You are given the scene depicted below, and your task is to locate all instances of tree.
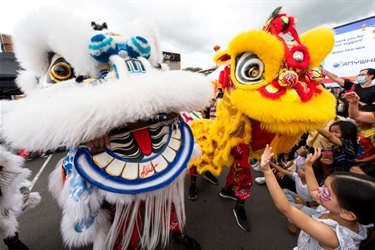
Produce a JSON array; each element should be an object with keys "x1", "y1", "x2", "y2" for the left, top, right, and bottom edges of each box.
[{"x1": 183, "y1": 67, "x2": 202, "y2": 72}]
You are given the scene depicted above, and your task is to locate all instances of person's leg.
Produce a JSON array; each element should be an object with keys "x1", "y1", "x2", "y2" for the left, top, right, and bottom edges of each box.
[
  {"x1": 277, "y1": 177, "x2": 296, "y2": 192},
  {"x1": 282, "y1": 189, "x2": 299, "y2": 235},
  {"x1": 233, "y1": 198, "x2": 251, "y2": 231},
  {"x1": 187, "y1": 166, "x2": 198, "y2": 200},
  {"x1": 300, "y1": 206, "x2": 319, "y2": 217},
  {"x1": 170, "y1": 203, "x2": 201, "y2": 250},
  {"x1": 203, "y1": 171, "x2": 219, "y2": 185},
  {"x1": 231, "y1": 144, "x2": 252, "y2": 232},
  {"x1": 3, "y1": 232, "x2": 29, "y2": 250},
  {"x1": 250, "y1": 158, "x2": 261, "y2": 171},
  {"x1": 219, "y1": 167, "x2": 236, "y2": 200},
  {"x1": 282, "y1": 189, "x2": 298, "y2": 206},
  {"x1": 171, "y1": 232, "x2": 201, "y2": 250},
  {"x1": 282, "y1": 189, "x2": 317, "y2": 216}
]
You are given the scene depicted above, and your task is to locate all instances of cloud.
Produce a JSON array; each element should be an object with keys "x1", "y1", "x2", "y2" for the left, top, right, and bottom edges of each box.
[{"x1": 1, "y1": 0, "x2": 374, "y2": 69}]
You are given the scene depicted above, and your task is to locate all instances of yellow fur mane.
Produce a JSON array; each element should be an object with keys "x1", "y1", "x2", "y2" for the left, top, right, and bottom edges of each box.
[{"x1": 189, "y1": 24, "x2": 336, "y2": 175}]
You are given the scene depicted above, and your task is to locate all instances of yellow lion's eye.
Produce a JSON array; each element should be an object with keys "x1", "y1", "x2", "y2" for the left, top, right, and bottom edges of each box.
[
  {"x1": 235, "y1": 52, "x2": 264, "y2": 85},
  {"x1": 247, "y1": 66, "x2": 260, "y2": 78},
  {"x1": 50, "y1": 62, "x2": 73, "y2": 81}
]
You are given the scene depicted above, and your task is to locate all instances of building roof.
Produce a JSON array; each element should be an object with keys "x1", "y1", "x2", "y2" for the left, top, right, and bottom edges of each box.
[{"x1": 0, "y1": 52, "x2": 22, "y2": 96}]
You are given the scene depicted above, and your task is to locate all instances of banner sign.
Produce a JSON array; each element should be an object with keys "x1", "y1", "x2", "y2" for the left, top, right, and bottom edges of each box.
[{"x1": 323, "y1": 16, "x2": 375, "y2": 85}]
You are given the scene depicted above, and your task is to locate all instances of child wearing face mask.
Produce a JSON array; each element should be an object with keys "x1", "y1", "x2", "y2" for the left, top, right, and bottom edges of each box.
[
  {"x1": 260, "y1": 145, "x2": 375, "y2": 249},
  {"x1": 336, "y1": 97, "x2": 349, "y2": 118}
]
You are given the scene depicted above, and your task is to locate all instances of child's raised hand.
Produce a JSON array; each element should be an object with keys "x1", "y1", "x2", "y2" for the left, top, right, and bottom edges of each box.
[
  {"x1": 343, "y1": 91, "x2": 360, "y2": 104},
  {"x1": 260, "y1": 144, "x2": 274, "y2": 173},
  {"x1": 305, "y1": 147, "x2": 321, "y2": 167}
]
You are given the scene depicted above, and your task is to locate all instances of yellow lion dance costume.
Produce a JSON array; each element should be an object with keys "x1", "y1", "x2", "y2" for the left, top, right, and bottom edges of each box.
[{"x1": 188, "y1": 7, "x2": 336, "y2": 231}]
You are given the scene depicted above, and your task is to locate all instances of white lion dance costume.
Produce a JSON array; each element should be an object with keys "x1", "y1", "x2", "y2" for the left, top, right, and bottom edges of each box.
[
  {"x1": 0, "y1": 146, "x2": 41, "y2": 250},
  {"x1": 1, "y1": 5, "x2": 212, "y2": 250}
]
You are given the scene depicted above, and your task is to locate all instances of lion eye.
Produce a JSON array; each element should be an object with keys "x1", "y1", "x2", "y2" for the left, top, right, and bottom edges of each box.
[
  {"x1": 50, "y1": 62, "x2": 73, "y2": 82},
  {"x1": 247, "y1": 66, "x2": 260, "y2": 78},
  {"x1": 235, "y1": 52, "x2": 264, "y2": 85}
]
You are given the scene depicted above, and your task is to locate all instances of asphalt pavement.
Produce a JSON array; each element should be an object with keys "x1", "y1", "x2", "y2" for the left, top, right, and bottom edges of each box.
[{"x1": 1, "y1": 152, "x2": 297, "y2": 250}]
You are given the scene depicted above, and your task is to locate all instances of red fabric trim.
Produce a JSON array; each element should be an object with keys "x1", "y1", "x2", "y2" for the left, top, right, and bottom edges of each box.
[
  {"x1": 259, "y1": 80, "x2": 286, "y2": 100},
  {"x1": 293, "y1": 81, "x2": 317, "y2": 102},
  {"x1": 285, "y1": 44, "x2": 310, "y2": 69},
  {"x1": 251, "y1": 121, "x2": 275, "y2": 151},
  {"x1": 219, "y1": 66, "x2": 233, "y2": 90}
]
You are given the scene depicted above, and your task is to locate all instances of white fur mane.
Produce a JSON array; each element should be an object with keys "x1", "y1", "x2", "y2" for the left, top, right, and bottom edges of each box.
[{"x1": 2, "y1": 70, "x2": 213, "y2": 151}]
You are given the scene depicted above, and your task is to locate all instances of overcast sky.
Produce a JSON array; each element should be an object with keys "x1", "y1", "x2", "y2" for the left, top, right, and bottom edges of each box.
[{"x1": 0, "y1": 0, "x2": 374, "y2": 69}]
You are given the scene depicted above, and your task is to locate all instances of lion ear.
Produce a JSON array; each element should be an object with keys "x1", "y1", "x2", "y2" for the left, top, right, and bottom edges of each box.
[
  {"x1": 300, "y1": 27, "x2": 335, "y2": 69},
  {"x1": 213, "y1": 50, "x2": 231, "y2": 65}
]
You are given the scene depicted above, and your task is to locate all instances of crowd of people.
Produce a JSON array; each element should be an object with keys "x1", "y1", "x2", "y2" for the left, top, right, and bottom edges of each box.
[
  {"x1": 186, "y1": 67, "x2": 375, "y2": 249},
  {"x1": 249, "y1": 67, "x2": 375, "y2": 249},
  {"x1": 2, "y1": 3, "x2": 373, "y2": 249},
  {"x1": 2, "y1": 60, "x2": 375, "y2": 250}
]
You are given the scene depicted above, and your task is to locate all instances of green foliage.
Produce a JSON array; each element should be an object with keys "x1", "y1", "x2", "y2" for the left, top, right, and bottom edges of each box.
[{"x1": 183, "y1": 67, "x2": 202, "y2": 72}]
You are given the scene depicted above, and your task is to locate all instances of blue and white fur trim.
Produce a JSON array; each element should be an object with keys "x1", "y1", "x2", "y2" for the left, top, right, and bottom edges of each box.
[
  {"x1": 89, "y1": 34, "x2": 117, "y2": 63},
  {"x1": 124, "y1": 36, "x2": 151, "y2": 59}
]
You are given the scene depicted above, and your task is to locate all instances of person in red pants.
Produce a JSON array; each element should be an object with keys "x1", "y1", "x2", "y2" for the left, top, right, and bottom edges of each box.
[{"x1": 219, "y1": 143, "x2": 252, "y2": 231}]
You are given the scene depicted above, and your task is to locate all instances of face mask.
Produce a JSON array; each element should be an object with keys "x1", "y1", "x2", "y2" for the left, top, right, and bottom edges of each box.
[
  {"x1": 357, "y1": 75, "x2": 366, "y2": 84},
  {"x1": 337, "y1": 104, "x2": 344, "y2": 112}
]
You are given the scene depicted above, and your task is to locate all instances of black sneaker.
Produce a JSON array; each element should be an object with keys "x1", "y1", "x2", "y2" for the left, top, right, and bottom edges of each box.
[
  {"x1": 233, "y1": 206, "x2": 251, "y2": 231},
  {"x1": 203, "y1": 171, "x2": 219, "y2": 185},
  {"x1": 219, "y1": 187, "x2": 237, "y2": 200},
  {"x1": 172, "y1": 232, "x2": 201, "y2": 250},
  {"x1": 188, "y1": 186, "x2": 197, "y2": 200},
  {"x1": 3, "y1": 233, "x2": 29, "y2": 250}
]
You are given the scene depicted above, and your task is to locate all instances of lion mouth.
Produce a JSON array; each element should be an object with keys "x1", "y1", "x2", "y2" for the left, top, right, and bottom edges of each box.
[
  {"x1": 74, "y1": 112, "x2": 194, "y2": 194},
  {"x1": 107, "y1": 112, "x2": 180, "y2": 162}
]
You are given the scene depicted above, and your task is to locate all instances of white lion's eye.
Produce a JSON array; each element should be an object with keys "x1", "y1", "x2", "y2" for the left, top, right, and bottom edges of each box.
[
  {"x1": 41, "y1": 53, "x2": 75, "y2": 87},
  {"x1": 235, "y1": 52, "x2": 264, "y2": 85},
  {"x1": 50, "y1": 62, "x2": 73, "y2": 81}
]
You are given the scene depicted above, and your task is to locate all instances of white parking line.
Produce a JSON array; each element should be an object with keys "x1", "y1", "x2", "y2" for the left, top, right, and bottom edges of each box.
[{"x1": 30, "y1": 154, "x2": 53, "y2": 190}]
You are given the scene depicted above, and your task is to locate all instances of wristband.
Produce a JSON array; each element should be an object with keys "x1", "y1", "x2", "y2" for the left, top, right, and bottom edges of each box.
[{"x1": 306, "y1": 202, "x2": 310, "y2": 207}]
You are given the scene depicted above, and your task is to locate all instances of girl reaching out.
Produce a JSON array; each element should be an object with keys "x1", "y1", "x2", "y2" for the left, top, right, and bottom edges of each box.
[
  {"x1": 318, "y1": 120, "x2": 358, "y2": 172},
  {"x1": 260, "y1": 145, "x2": 375, "y2": 249}
]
